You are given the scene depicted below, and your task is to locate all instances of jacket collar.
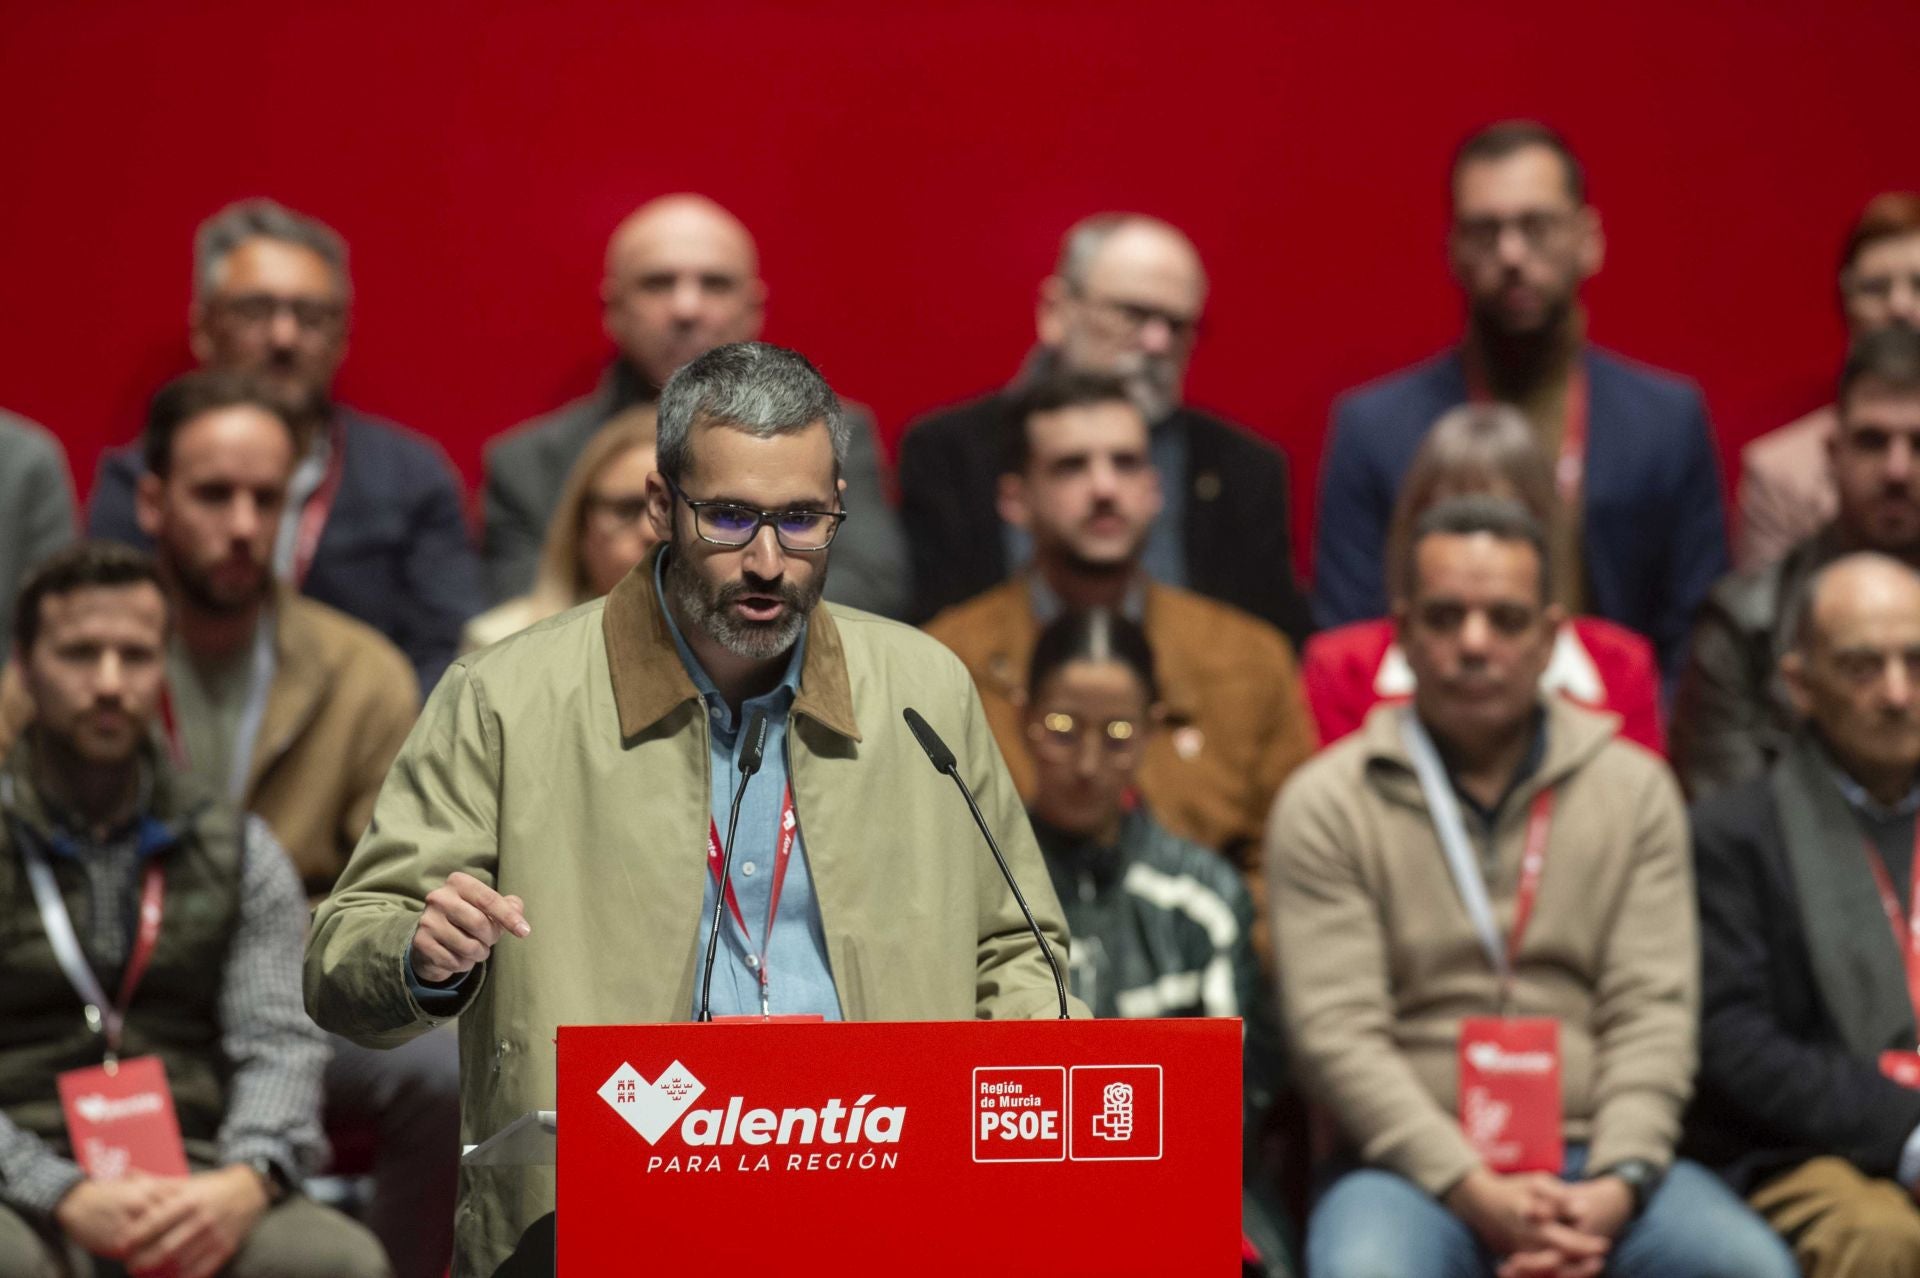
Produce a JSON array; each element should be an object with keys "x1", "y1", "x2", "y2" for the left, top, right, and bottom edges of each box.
[
  {"x1": 246, "y1": 585, "x2": 329, "y2": 796},
  {"x1": 1769, "y1": 731, "x2": 1917, "y2": 1056},
  {"x1": 1, "y1": 731, "x2": 205, "y2": 857},
  {"x1": 602, "y1": 545, "x2": 861, "y2": 743},
  {"x1": 1357, "y1": 692, "x2": 1616, "y2": 813}
]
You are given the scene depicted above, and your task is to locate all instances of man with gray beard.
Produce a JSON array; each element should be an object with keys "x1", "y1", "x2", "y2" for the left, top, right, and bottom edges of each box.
[
  {"x1": 304, "y1": 342, "x2": 1081, "y2": 1276},
  {"x1": 896, "y1": 213, "x2": 1312, "y2": 645}
]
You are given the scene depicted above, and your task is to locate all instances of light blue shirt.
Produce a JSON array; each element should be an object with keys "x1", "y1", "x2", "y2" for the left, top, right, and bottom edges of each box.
[
  {"x1": 656, "y1": 553, "x2": 843, "y2": 1021},
  {"x1": 406, "y1": 555, "x2": 843, "y2": 1020}
]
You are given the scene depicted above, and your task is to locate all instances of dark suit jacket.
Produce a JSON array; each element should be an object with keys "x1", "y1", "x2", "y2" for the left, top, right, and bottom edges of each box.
[
  {"x1": 88, "y1": 406, "x2": 483, "y2": 692},
  {"x1": 896, "y1": 391, "x2": 1313, "y2": 645},
  {"x1": 1684, "y1": 740, "x2": 1920, "y2": 1193},
  {"x1": 1311, "y1": 347, "x2": 1729, "y2": 684}
]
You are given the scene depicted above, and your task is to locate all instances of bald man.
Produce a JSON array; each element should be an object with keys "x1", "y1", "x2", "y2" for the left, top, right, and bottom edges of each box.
[
  {"x1": 1686, "y1": 552, "x2": 1920, "y2": 1277},
  {"x1": 482, "y1": 195, "x2": 908, "y2": 615},
  {"x1": 896, "y1": 213, "x2": 1312, "y2": 644}
]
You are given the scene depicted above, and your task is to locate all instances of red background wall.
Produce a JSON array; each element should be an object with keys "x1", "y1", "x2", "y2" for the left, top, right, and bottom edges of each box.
[{"x1": 3, "y1": 0, "x2": 1915, "y2": 574}]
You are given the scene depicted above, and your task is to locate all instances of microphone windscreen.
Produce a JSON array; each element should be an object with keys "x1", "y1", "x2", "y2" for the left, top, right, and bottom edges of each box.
[
  {"x1": 902, "y1": 708, "x2": 958, "y2": 774},
  {"x1": 740, "y1": 709, "x2": 770, "y2": 775}
]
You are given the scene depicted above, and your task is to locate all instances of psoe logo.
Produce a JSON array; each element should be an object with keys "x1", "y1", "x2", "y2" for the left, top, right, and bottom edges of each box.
[
  {"x1": 598, "y1": 1060, "x2": 906, "y2": 1148},
  {"x1": 1465, "y1": 1043, "x2": 1555, "y2": 1075}
]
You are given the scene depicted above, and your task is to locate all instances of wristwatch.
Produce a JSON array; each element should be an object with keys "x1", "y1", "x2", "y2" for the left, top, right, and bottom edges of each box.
[
  {"x1": 1589, "y1": 1158, "x2": 1663, "y2": 1216},
  {"x1": 245, "y1": 1156, "x2": 290, "y2": 1204}
]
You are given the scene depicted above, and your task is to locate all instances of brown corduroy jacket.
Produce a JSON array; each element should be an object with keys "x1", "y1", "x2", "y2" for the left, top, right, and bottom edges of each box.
[
  {"x1": 924, "y1": 574, "x2": 1317, "y2": 861},
  {"x1": 1267, "y1": 696, "x2": 1696, "y2": 1197}
]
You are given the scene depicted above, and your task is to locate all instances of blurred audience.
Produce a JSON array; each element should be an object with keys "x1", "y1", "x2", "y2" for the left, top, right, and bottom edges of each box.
[
  {"x1": 0, "y1": 542, "x2": 388, "y2": 1277},
  {"x1": 1740, "y1": 194, "x2": 1920, "y2": 568},
  {"x1": 1021, "y1": 608, "x2": 1292, "y2": 1277},
  {"x1": 1675, "y1": 328, "x2": 1920, "y2": 799},
  {"x1": 1313, "y1": 120, "x2": 1727, "y2": 684},
  {"x1": 898, "y1": 212, "x2": 1312, "y2": 644},
  {"x1": 924, "y1": 371, "x2": 1313, "y2": 958},
  {"x1": 482, "y1": 193, "x2": 908, "y2": 616},
  {"x1": 1305, "y1": 403, "x2": 1663, "y2": 751},
  {"x1": 12, "y1": 372, "x2": 453, "y2": 1278},
  {"x1": 88, "y1": 199, "x2": 483, "y2": 692},
  {"x1": 1270, "y1": 496, "x2": 1793, "y2": 1278},
  {"x1": 462, "y1": 405, "x2": 660, "y2": 652},
  {"x1": 1687, "y1": 553, "x2": 1920, "y2": 1277},
  {"x1": 0, "y1": 410, "x2": 76, "y2": 651}
]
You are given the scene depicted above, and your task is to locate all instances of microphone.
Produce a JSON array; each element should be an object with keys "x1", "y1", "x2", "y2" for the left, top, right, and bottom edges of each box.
[
  {"x1": 699, "y1": 709, "x2": 770, "y2": 1022},
  {"x1": 902, "y1": 708, "x2": 1070, "y2": 1019}
]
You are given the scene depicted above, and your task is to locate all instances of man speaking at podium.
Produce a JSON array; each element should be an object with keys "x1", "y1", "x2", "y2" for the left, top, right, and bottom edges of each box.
[{"x1": 303, "y1": 342, "x2": 1080, "y2": 1275}]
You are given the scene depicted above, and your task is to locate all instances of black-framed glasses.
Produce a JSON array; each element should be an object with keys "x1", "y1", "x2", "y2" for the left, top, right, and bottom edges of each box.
[
  {"x1": 664, "y1": 476, "x2": 846, "y2": 552},
  {"x1": 213, "y1": 293, "x2": 346, "y2": 332},
  {"x1": 1451, "y1": 209, "x2": 1577, "y2": 256},
  {"x1": 1070, "y1": 288, "x2": 1201, "y2": 345}
]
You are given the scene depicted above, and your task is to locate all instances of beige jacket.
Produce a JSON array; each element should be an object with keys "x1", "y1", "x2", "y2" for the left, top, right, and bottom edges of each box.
[
  {"x1": 1267, "y1": 697, "x2": 1696, "y2": 1196},
  {"x1": 304, "y1": 557, "x2": 1079, "y2": 1276},
  {"x1": 1737, "y1": 404, "x2": 1836, "y2": 571}
]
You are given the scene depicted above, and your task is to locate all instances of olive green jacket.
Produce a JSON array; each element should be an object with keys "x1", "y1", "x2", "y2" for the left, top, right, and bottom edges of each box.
[{"x1": 304, "y1": 554, "x2": 1080, "y2": 1275}]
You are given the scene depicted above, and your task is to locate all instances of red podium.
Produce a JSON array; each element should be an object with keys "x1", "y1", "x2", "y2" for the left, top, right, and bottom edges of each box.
[{"x1": 556, "y1": 1017, "x2": 1242, "y2": 1274}]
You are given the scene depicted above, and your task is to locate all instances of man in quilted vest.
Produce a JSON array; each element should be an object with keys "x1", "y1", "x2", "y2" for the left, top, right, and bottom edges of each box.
[{"x1": 0, "y1": 541, "x2": 386, "y2": 1277}]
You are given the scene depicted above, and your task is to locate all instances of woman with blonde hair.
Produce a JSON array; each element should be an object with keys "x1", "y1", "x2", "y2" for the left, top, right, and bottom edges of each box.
[
  {"x1": 1302, "y1": 403, "x2": 1665, "y2": 751},
  {"x1": 461, "y1": 406, "x2": 660, "y2": 651}
]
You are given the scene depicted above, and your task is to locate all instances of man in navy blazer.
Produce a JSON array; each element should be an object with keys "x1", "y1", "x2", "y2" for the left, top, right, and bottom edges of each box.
[
  {"x1": 88, "y1": 200, "x2": 482, "y2": 692},
  {"x1": 1312, "y1": 122, "x2": 1727, "y2": 684}
]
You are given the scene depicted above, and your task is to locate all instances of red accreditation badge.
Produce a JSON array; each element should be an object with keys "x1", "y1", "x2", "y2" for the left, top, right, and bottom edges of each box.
[
  {"x1": 57, "y1": 1055, "x2": 190, "y2": 1179},
  {"x1": 1458, "y1": 1017, "x2": 1562, "y2": 1174},
  {"x1": 1881, "y1": 1051, "x2": 1920, "y2": 1088}
]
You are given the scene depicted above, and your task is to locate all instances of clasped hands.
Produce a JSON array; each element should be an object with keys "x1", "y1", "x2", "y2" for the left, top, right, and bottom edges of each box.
[
  {"x1": 55, "y1": 1164, "x2": 270, "y2": 1278},
  {"x1": 1446, "y1": 1166, "x2": 1636, "y2": 1278}
]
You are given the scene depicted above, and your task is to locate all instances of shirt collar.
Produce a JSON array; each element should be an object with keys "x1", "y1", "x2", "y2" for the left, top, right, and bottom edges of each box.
[
  {"x1": 1447, "y1": 706, "x2": 1549, "y2": 826},
  {"x1": 1028, "y1": 571, "x2": 1148, "y2": 626},
  {"x1": 652, "y1": 548, "x2": 807, "y2": 720},
  {"x1": 1819, "y1": 737, "x2": 1920, "y2": 822}
]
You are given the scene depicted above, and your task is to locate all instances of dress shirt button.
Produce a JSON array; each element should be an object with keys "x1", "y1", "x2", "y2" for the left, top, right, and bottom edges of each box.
[
  {"x1": 741, "y1": 861, "x2": 756, "y2": 877},
  {"x1": 744, "y1": 954, "x2": 760, "y2": 970}
]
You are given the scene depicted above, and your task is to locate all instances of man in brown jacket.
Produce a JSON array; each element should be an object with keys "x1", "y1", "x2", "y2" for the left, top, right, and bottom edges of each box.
[
  {"x1": 111, "y1": 370, "x2": 446, "y2": 1278},
  {"x1": 925, "y1": 370, "x2": 1314, "y2": 886},
  {"x1": 1269, "y1": 495, "x2": 1794, "y2": 1278}
]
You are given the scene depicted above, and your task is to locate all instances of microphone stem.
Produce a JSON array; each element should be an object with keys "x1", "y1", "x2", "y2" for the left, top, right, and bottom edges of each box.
[
  {"x1": 698, "y1": 772, "x2": 755, "y2": 1022},
  {"x1": 945, "y1": 772, "x2": 1071, "y2": 1020}
]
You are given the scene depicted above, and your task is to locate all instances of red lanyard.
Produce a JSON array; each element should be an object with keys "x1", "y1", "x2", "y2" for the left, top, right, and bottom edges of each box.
[
  {"x1": 706, "y1": 785, "x2": 798, "y2": 1014},
  {"x1": 1860, "y1": 830, "x2": 1920, "y2": 1042},
  {"x1": 290, "y1": 420, "x2": 347, "y2": 588},
  {"x1": 1505, "y1": 790, "x2": 1558, "y2": 985},
  {"x1": 1467, "y1": 362, "x2": 1589, "y2": 507}
]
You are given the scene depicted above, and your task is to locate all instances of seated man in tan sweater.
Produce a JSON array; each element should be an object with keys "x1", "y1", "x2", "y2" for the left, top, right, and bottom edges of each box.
[{"x1": 1268, "y1": 495, "x2": 1793, "y2": 1278}]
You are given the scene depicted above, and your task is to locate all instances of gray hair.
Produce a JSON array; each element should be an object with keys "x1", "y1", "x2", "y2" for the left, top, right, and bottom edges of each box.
[
  {"x1": 1786, "y1": 552, "x2": 1920, "y2": 656},
  {"x1": 193, "y1": 198, "x2": 350, "y2": 301},
  {"x1": 655, "y1": 342, "x2": 847, "y2": 484},
  {"x1": 1053, "y1": 212, "x2": 1209, "y2": 296},
  {"x1": 1403, "y1": 494, "x2": 1553, "y2": 605}
]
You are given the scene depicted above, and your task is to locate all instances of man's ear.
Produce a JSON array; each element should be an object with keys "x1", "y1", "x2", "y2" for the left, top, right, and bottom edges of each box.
[
  {"x1": 997, "y1": 472, "x2": 1031, "y2": 531},
  {"x1": 1577, "y1": 205, "x2": 1605, "y2": 281},
  {"x1": 1035, "y1": 275, "x2": 1070, "y2": 349},
  {"x1": 187, "y1": 303, "x2": 213, "y2": 364},
  {"x1": 134, "y1": 473, "x2": 166, "y2": 541},
  {"x1": 1780, "y1": 649, "x2": 1815, "y2": 721},
  {"x1": 645, "y1": 471, "x2": 674, "y2": 545}
]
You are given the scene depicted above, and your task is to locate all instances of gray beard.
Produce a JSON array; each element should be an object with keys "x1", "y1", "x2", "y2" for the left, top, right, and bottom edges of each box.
[{"x1": 664, "y1": 538, "x2": 822, "y2": 662}]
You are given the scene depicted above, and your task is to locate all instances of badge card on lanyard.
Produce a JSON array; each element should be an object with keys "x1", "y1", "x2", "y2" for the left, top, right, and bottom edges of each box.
[
  {"x1": 12, "y1": 813, "x2": 191, "y2": 1177},
  {"x1": 1861, "y1": 829, "x2": 1920, "y2": 1085},
  {"x1": 1401, "y1": 710, "x2": 1564, "y2": 1174}
]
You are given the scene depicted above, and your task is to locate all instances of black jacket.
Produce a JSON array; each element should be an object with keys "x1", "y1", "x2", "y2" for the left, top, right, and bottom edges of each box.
[
  {"x1": 1684, "y1": 746, "x2": 1920, "y2": 1193},
  {"x1": 896, "y1": 391, "x2": 1312, "y2": 645}
]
